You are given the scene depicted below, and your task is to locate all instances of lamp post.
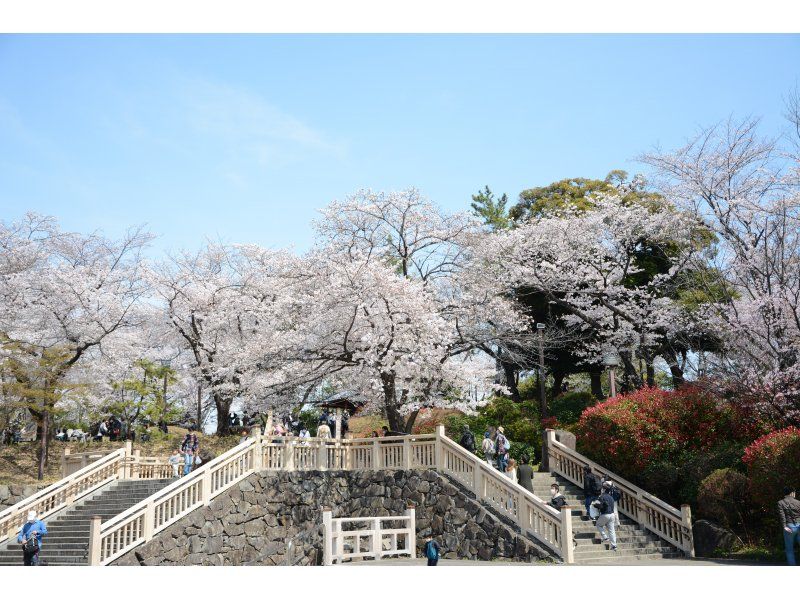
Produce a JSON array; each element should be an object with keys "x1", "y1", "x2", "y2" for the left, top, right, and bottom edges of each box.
[
  {"x1": 602, "y1": 352, "x2": 620, "y2": 398},
  {"x1": 537, "y1": 323, "x2": 549, "y2": 472}
]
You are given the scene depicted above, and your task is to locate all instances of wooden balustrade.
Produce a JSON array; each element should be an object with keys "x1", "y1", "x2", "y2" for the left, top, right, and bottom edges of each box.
[
  {"x1": 546, "y1": 429, "x2": 694, "y2": 557},
  {"x1": 0, "y1": 446, "x2": 129, "y2": 542}
]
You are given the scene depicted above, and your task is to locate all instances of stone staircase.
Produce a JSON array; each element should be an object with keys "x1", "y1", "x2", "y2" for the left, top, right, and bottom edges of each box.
[
  {"x1": 531, "y1": 472, "x2": 684, "y2": 564},
  {"x1": 0, "y1": 478, "x2": 172, "y2": 566}
]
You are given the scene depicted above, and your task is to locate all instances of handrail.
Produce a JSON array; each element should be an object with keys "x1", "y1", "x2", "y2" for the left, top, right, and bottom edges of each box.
[
  {"x1": 0, "y1": 446, "x2": 127, "y2": 542},
  {"x1": 546, "y1": 430, "x2": 694, "y2": 556},
  {"x1": 437, "y1": 433, "x2": 569, "y2": 561}
]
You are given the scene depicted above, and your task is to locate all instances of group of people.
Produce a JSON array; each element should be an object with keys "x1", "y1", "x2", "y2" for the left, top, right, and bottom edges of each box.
[
  {"x1": 458, "y1": 424, "x2": 512, "y2": 471},
  {"x1": 167, "y1": 433, "x2": 202, "y2": 477},
  {"x1": 315, "y1": 410, "x2": 350, "y2": 439}
]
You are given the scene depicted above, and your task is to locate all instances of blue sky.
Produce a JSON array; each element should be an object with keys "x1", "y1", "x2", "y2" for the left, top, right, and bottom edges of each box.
[{"x1": 1, "y1": 34, "x2": 798, "y2": 255}]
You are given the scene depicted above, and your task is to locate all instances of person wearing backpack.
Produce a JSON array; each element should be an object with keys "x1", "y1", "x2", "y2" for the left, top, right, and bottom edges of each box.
[
  {"x1": 593, "y1": 482, "x2": 618, "y2": 551},
  {"x1": 17, "y1": 510, "x2": 47, "y2": 566},
  {"x1": 459, "y1": 425, "x2": 476, "y2": 453},
  {"x1": 423, "y1": 534, "x2": 441, "y2": 566},
  {"x1": 549, "y1": 483, "x2": 568, "y2": 510},
  {"x1": 582, "y1": 465, "x2": 602, "y2": 522},
  {"x1": 481, "y1": 432, "x2": 495, "y2": 466},
  {"x1": 495, "y1": 427, "x2": 510, "y2": 472}
]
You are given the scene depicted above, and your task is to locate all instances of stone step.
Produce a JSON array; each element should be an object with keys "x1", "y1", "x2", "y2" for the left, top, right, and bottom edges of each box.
[
  {"x1": 572, "y1": 546, "x2": 680, "y2": 557},
  {"x1": 574, "y1": 553, "x2": 685, "y2": 564}
]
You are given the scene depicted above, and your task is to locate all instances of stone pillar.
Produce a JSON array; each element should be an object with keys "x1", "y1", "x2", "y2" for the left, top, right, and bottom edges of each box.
[
  {"x1": 334, "y1": 408, "x2": 342, "y2": 440},
  {"x1": 435, "y1": 424, "x2": 445, "y2": 472},
  {"x1": 681, "y1": 504, "x2": 695, "y2": 557},
  {"x1": 61, "y1": 446, "x2": 71, "y2": 479},
  {"x1": 560, "y1": 506, "x2": 574, "y2": 564},
  {"x1": 405, "y1": 504, "x2": 416, "y2": 557}
]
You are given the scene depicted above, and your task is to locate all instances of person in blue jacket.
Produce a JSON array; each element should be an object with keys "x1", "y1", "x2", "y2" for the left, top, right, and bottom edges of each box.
[{"x1": 17, "y1": 510, "x2": 47, "y2": 566}]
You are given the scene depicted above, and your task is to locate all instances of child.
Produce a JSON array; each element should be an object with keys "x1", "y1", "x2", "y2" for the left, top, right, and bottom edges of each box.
[
  {"x1": 168, "y1": 450, "x2": 182, "y2": 477},
  {"x1": 183, "y1": 449, "x2": 194, "y2": 476},
  {"x1": 423, "y1": 534, "x2": 440, "y2": 566}
]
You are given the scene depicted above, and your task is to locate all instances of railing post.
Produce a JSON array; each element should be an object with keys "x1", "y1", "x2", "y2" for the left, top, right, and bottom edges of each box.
[
  {"x1": 435, "y1": 425, "x2": 445, "y2": 471},
  {"x1": 123, "y1": 441, "x2": 132, "y2": 479},
  {"x1": 131, "y1": 449, "x2": 141, "y2": 480},
  {"x1": 544, "y1": 429, "x2": 556, "y2": 473},
  {"x1": 88, "y1": 515, "x2": 102, "y2": 565},
  {"x1": 143, "y1": 499, "x2": 155, "y2": 542},
  {"x1": 253, "y1": 430, "x2": 263, "y2": 471},
  {"x1": 322, "y1": 508, "x2": 333, "y2": 566},
  {"x1": 473, "y1": 462, "x2": 483, "y2": 498},
  {"x1": 403, "y1": 437, "x2": 412, "y2": 470},
  {"x1": 202, "y1": 467, "x2": 213, "y2": 505},
  {"x1": 681, "y1": 504, "x2": 695, "y2": 557},
  {"x1": 318, "y1": 439, "x2": 328, "y2": 471},
  {"x1": 285, "y1": 439, "x2": 295, "y2": 471},
  {"x1": 560, "y1": 506, "x2": 574, "y2": 564},
  {"x1": 372, "y1": 516, "x2": 381, "y2": 560},
  {"x1": 372, "y1": 438, "x2": 381, "y2": 472},
  {"x1": 61, "y1": 446, "x2": 71, "y2": 479},
  {"x1": 405, "y1": 504, "x2": 416, "y2": 557}
]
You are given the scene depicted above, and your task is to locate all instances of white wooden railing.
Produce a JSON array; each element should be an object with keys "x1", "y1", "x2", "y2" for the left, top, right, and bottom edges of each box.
[
  {"x1": 322, "y1": 508, "x2": 416, "y2": 564},
  {"x1": 88, "y1": 428, "x2": 573, "y2": 565},
  {"x1": 546, "y1": 429, "x2": 694, "y2": 557},
  {"x1": 437, "y1": 433, "x2": 571, "y2": 562},
  {"x1": 61, "y1": 447, "x2": 117, "y2": 478},
  {"x1": 0, "y1": 445, "x2": 129, "y2": 542}
]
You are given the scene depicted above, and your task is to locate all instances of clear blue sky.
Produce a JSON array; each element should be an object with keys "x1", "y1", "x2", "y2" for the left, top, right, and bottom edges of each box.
[{"x1": 1, "y1": 34, "x2": 798, "y2": 255}]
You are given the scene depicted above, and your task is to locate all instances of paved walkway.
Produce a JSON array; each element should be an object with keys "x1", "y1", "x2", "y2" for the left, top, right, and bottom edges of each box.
[{"x1": 344, "y1": 557, "x2": 773, "y2": 566}]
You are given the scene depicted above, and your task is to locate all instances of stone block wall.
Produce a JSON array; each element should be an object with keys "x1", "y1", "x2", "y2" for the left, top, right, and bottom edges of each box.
[
  {"x1": 114, "y1": 469, "x2": 557, "y2": 565},
  {"x1": 0, "y1": 484, "x2": 45, "y2": 509}
]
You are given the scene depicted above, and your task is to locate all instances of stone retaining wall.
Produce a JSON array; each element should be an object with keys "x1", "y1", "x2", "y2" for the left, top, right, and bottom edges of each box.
[
  {"x1": 0, "y1": 484, "x2": 45, "y2": 509},
  {"x1": 115, "y1": 469, "x2": 557, "y2": 565}
]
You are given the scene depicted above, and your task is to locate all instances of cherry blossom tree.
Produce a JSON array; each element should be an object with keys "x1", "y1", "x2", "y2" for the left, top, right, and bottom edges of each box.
[{"x1": 0, "y1": 214, "x2": 151, "y2": 478}]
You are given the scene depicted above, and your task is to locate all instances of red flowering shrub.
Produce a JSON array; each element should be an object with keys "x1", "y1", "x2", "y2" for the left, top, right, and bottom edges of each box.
[
  {"x1": 742, "y1": 427, "x2": 800, "y2": 509},
  {"x1": 575, "y1": 385, "x2": 746, "y2": 480}
]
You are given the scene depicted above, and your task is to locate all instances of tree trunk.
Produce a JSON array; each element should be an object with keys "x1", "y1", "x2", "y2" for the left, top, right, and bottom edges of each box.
[
  {"x1": 196, "y1": 384, "x2": 202, "y2": 433},
  {"x1": 552, "y1": 370, "x2": 565, "y2": 397},
  {"x1": 403, "y1": 409, "x2": 420, "y2": 434},
  {"x1": 501, "y1": 361, "x2": 521, "y2": 403},
  {"x1": 661, "y1": 346, "x2": 685, "y2": 388},
  {"x1": 590, "y1": 370, "x2": 604, "y2": 400},
  {"x1": 646, "y1": 359, "x2": 656, "y2": 387},
  {"x1": 214, "y1": 394, "x2": 232, "y2": 435},
  {"x1": 37, "y1": 409, "x2": 48, "y2": 481}
]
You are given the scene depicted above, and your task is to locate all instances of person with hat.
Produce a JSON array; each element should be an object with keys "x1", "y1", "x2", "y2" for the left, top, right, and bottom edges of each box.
[
  {"x1": 582, "y1": 465, "x2": 602, "y2": 522},
  {"x1": 779, "y1": 486, "x2": 800, "y2": 565},
  {"x1": 17, "y1": 510, "x2": 47, "y2": 565}
]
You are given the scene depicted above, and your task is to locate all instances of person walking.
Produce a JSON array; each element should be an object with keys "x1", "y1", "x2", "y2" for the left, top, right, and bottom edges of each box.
[
  {"x1": 495, "y1": 427, "x2": 509, "y2": 472},
  {"x1": 594, "y1": 481, "x2": 618, "y2": 551},
  {"x1": 459, "y1": 425, "x2": 476, "y2": 453},
  {"x1": 168, "y1": 450, "x2": 182, "y2": 477},
  {"x1": 505, "y1": 458, "x2": 518, "y2": 484},
  {"x1": 517, "y1": 455, "x2": 534, "y2": 493},
  {"x1": 17, "y1": 510, "x2": 47, "y2": 566},
  {"x1": 481, "y1": 432, "x2": 495, "y2": 466},
  {"x1": 423, "y1": 534, "x2": 441, "y2": 566},
  {"x1": 317, "y1": 421, "x2": 331, "y2": 439},
  {"x1": 183, "y1": 449, "x2": 194, "y2": 476},
  {"x1": 583, "y1": 465, "x2": 601, "y2": 522},
  {"x1": 779, "y1": 486, "x2": 800, "y2": 565}
]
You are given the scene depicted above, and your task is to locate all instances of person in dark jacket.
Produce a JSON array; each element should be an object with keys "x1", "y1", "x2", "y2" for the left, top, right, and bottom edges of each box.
[
  {"x1": 583, "y1": 465, "x2": 601, "y2": 521},
  {"x1": 593, "y1": 482, "x2": 617, "y2": 551},
  {"x1": 549, "y1": 483, "x2": 568, "y2": 509},
  {"x1": 779, "y1": 486, "x2": 800, "y2": 565},
  {"x1": 459, "y1": 425, "x2": 476, "y2": 453},
  {"x1": 423, "y1": 534, "x2": 441, "y2": 566},
  {"x1": 517, "y1": 455, "x2": 534, "y2": 493}
]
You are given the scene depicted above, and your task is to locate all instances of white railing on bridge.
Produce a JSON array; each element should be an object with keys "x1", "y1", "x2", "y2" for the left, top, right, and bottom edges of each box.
[
  {"x1": 546, "y1": 429, "x2": 694, "y2": 557},
  {"x1": 82, "y1": 426, "x2": 693, "y2": 565},
  {"x1": 322, "y1": 507, "x2": 416, "y2": 564}
]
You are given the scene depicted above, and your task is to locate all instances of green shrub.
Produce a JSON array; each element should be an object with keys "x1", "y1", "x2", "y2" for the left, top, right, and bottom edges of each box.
[
  {"x1": 697, "y1": 468, "x2": 750, "y2": 533},
  {"x1": 550, "y1": 391, "x2": 596, "y2": 426},
  {"x1": 743, "y1": 426, "x2": 800, "y2": 511}
]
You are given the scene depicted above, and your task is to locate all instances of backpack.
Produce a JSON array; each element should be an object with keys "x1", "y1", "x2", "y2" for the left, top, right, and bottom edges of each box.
[
  {"x1": 22, "y1": 535, "x2": 38, "y2": 556},
  {"x1": 425, "y1": 541, "x2": 438, "y2": 560},
  {"x1": 610, "y1": 486, "x2": 622, "y2": 502}
]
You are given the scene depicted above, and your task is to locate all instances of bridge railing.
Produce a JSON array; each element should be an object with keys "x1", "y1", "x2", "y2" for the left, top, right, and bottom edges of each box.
[
  {"x1": 88, "y1": 428, "x2": 573, "y2": 565},
  {"x1": 322, "y1": 507, "x2": 416, "y2": 564},
  {"x1": 546, "y1": 429, "x2": 694, "y2": 557}
]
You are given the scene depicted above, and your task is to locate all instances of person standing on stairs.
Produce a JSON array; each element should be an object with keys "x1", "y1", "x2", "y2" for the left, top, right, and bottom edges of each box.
[
  {"x1": 495, "y1": 427, "x2": 509, "y2": 472},
  {"x1": 583, "y1": 465, "x2": 601, "y2": 522},
  {"x1": 549, "y1": 483, "x2": 567, "y2": 509},
  {"x1": 168, "y1": 450, "x2": 182, "y2": 477},
  {"x1": 17, "y1": 510, "x2": 47, "y2": 566},
  {"x1": 481, "y1": 432, "x2": 495, "y2": 467},
  {"x1": 459, "y1": 425, "x2": 476, "y2": 453},
  {"x1": 594, "y1": 481, "x2": 618, "y2": 551},
  {"x1": 517, "y1": 455, "x2": 534, "y2": 493}
]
